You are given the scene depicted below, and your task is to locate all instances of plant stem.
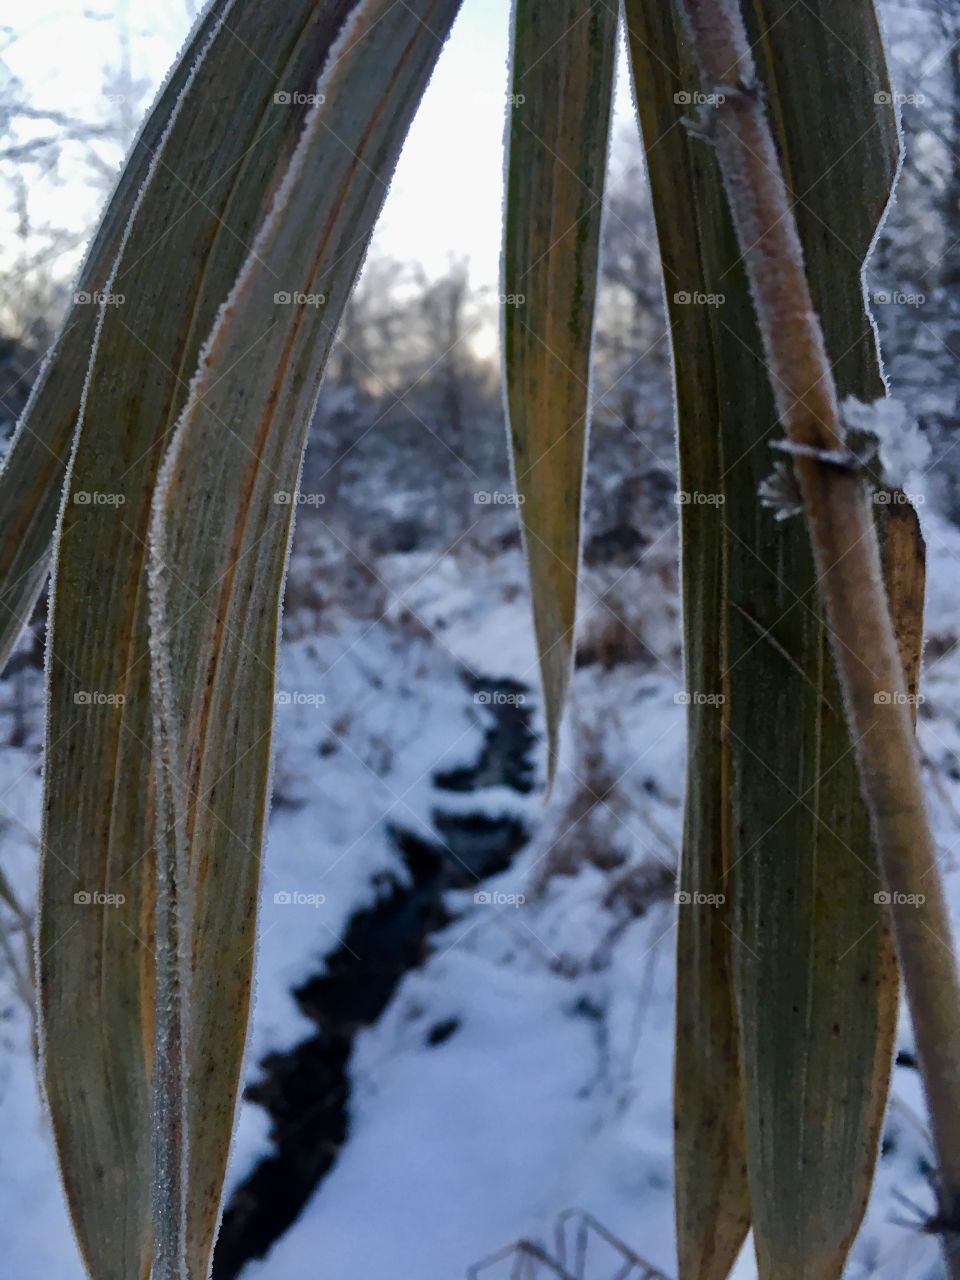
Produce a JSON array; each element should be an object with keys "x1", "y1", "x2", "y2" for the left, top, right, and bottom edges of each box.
[{"x1": 674, "y1": 0, "x2": 960, "y2": 1268}]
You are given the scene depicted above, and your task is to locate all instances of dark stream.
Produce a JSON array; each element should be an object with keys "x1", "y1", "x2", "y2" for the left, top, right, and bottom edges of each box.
[{"x1": 212, "y1": 675, "x2": 537, "y2": 1279}]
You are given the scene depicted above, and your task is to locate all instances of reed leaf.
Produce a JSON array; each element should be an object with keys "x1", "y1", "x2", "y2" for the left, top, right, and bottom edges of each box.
[
  {"x1": 728, "y1": 5, "x2": 917, "y2": 1275},
  {"x1": 39, "y1": 2, "x2": 356, "y2": 1275},
  {"x1": 622, "y1": 7, "x2": 749, "y2": 1276},
  {"x1": 0, "y1": 0, "x2": 229, "y2": 676},
  {"x1": 147, "y1": 0, "x2": 462, "y2": 1274},
  {"x1": 625, "y1": 0, "x2": 922, "y2": 1274},
  {"x1": 503, "y1": 0, "x2": 618, "y2": 779}
]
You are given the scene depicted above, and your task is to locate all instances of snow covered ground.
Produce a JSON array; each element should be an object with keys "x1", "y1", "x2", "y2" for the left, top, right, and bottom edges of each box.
[{"x1": 0, "y1": 503, "x2": 959, "y2": 1279}]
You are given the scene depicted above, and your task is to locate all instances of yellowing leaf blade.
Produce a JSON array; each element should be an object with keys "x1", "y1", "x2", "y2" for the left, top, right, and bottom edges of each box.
[
  {"x1": 503, "y1": 0, "x2": 618, "y2": 780},
  {"x1": 147, "y1": 1, "x2": 463, "y2": 1274},
  {"x1": 39, "y1": 4, "x2": 358, "y2": 1276},
  {"x1": 625, "y1": 0, "x2": 920, "y2": 1275},
  {"x1": 728, "y1": 5, "x2": 915, "y2": 1276},
  {"x1": 0, "y1": 0, "x2": 229, "y2": 678},
  {"x1": 622, "y1": 5, "x2": 750, "y2": 1275}
]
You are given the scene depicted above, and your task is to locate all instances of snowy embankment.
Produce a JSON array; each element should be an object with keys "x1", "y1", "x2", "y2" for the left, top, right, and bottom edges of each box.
[{"x1": 1, "y1": 511, "x2": 960, "y2": 1278}]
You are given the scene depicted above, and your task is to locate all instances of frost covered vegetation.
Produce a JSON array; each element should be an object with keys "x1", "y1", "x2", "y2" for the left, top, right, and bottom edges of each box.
[{"x1": 3, "y1": 0, "x2": 960, "y2": 1278}]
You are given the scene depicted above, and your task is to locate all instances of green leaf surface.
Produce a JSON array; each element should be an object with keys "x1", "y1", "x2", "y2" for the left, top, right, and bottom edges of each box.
[
  {"x1": 730, "y1": 5, "x2": 916, "y2": 1276},
  {"x1": 625, "y1": 0, "x2": 922, "y2": 1276},
  {"x1": 38, "y1": 2, "x2": 358, "y2": 1276},
  {"x1": 622, "y1": 6, "x2": 750, "y2": 1276},
  {"x1": 147, "y1": 0, "x2": 462, "y2": 1274},
  {"x1": 0, "y1": 0, "x2": 229, "y2": 676},
  {"x1": 503, "y1": 0, "x2": 618, "y2": 781}
]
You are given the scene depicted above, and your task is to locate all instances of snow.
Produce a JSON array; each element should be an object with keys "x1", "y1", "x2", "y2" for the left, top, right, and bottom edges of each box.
[
  {"x1": 249, "y1": 534, "x2": 691, "y2": 1280},
  {"x1": 2, "y1": 507, "x2": 955, "y2": 1277},
  {"x1": 251, "y1": 951, "x2": 604, "y2": 1278},
  {"x1": 841, "y1": 396, "x2": 932, "y2": 488},
  {"x1": 5, "y1": 0, "x2": 960, "y2": 1272}
]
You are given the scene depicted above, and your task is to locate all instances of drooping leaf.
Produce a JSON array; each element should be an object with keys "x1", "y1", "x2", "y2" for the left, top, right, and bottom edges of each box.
[
  {"x1": 622, "y1": 7, "x2": 749, "y2": 1277},
  {"x1": 625, "y1": 0, "x2": 921, "y2": 1275},
  {"x1": 38, "y1": 3, "x2": 358, "y2": 1276},
  {"x1": 147, "y1": 0, "x2": 462, "y2": 1274},
  {"x1": 503, "y1": 0, "x2": 618, "y2": 781},
  {"x1": 0, "y1": 0, "x2": 229, "y2": 676},
  {"x1": 728, "y1": 5, "x2": 916, "y2": 1276}
]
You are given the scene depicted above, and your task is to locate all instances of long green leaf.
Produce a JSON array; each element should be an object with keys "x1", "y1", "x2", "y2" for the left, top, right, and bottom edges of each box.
[
  {"x1": 503, "y1": 0, "x2": 618, "y2": 781},
  {"x1": 625, "y1": 0, "x2": 921, "y2": 1275},
  {"x1": 0, "y1": 0, "x2": 229, "y2": 676},
  {"x1": 729, "y1": 5, "x2": 914, "y2": 1276},
  {"x1": 622, "y1": 8, "x2": 749, "y2": 1277},
  {"x1": 147, "y1": 1, "x2": 462, "y2": 1274},
  {"x1": 38, "y1": 3, "x2": 357, "y2": 1276}
]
